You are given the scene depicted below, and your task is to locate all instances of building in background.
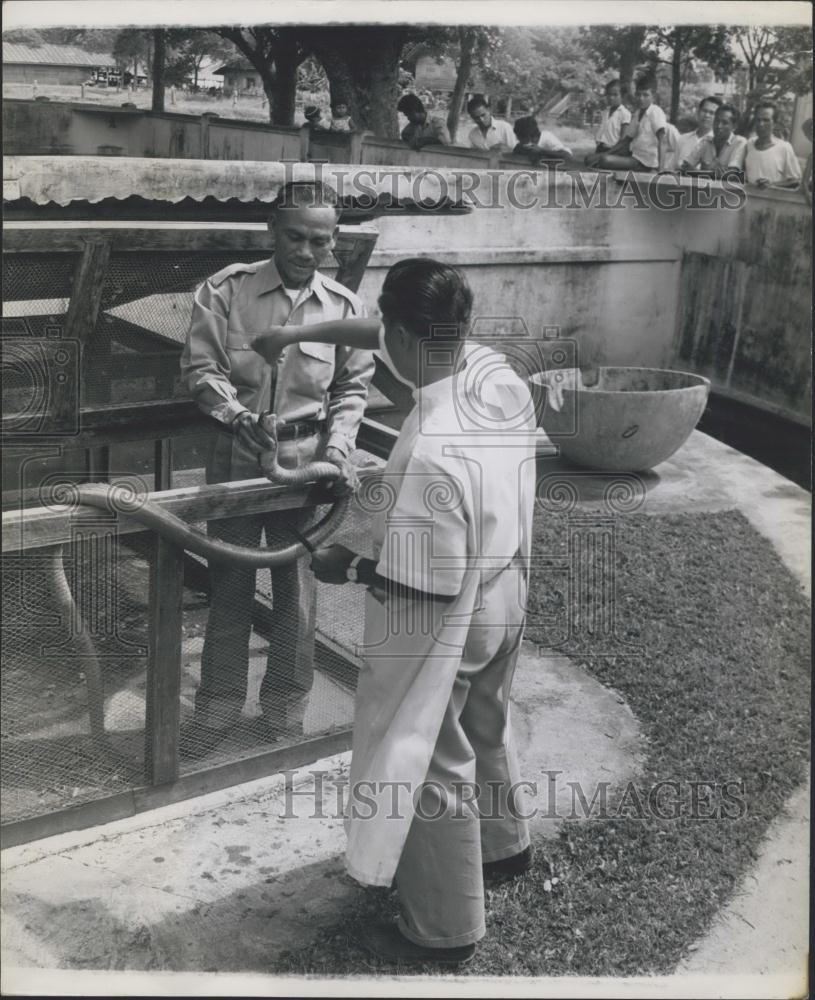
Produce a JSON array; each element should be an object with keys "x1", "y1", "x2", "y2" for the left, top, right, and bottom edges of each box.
[
  {"x1": 2, "y1": 42, "x2": 117, "y2": 85},
  {"x1": 213, "y1": 59, "x2": 262, "y2": 97}
]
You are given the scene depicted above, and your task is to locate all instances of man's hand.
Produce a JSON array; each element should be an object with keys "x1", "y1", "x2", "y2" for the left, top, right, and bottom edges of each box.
[
  {"x1": 232, "y1": 411, "x2": 274, "y2": 457},
  {"x1": 310, "y1": 543, "x2": 356, "y2": 584},
  {"x1": 324, "y1": 446, "x2": 360, "y2": 496},
  {"x1": 251, "y1": 325, "x2": 296, "y2": 365}
]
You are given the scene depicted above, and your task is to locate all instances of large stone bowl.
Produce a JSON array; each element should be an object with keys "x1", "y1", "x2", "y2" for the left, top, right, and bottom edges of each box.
[{"x1": 530, "y1": 366, "x2": 711, "y2": 471}]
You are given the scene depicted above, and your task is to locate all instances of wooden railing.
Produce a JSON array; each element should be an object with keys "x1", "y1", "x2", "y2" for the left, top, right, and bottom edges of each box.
[{"x1": 0, "y1": 418, "x2": 399, "y2": 849}]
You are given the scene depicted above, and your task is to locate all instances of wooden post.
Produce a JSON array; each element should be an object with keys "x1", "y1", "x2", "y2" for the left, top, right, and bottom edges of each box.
[
  {"x1": 61, "y1": 236, "x2": 112, "y2": 421},
  {"x1": 299, "y1": 124, "x2": 311, "y2": 162},
  {"x1": 154, "y1": 438, "x2": 173, "y2": 491},
  {"x1": 145, "y1": 534, "x2": 184, "y2": 785},
  {"x1": 349, "y1": 129, "x2": 365, "y2": 165},
  {"x1": 199, "y1": 113, "x2": 211, "y2": 158}
]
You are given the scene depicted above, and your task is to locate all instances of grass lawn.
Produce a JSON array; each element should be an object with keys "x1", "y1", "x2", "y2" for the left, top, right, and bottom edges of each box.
[{"x1": 271, "y1": 508, "x2": 810, "y2": 977}]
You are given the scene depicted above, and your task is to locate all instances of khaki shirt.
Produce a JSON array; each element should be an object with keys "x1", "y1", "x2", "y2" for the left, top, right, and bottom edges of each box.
[{"x1": 180, "y1": 257, "x2": 375, "y2": 478}]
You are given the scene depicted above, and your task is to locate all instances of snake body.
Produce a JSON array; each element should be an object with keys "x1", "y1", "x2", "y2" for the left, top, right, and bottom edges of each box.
[
  {"x1": 70, "y1": 412, "x2": 348, "y2": 568},
  {"x1": 47, "y1": 414, "x2": 349, "y2": 740}
]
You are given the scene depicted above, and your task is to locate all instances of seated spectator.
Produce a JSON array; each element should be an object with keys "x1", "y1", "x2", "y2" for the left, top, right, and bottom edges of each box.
[
  {"x1": 329, "y1": 100, "x2": 355, "y2": 132},
  {"x1": 397, "y1": 93, "x2": 451, "y2": 150},
  {"x1": 681, "y1": 104, "x2": 747, "y2": 178},
  {"x1": 512, "y1": 116, "x2": 573, "y2": 163},
  {"x1": 467, "y1": 96, "x2": 516, "y2": 151},
  {"x1": 595, "y1": 77, "x2": 668, "y2": 173},
  {"x1": 303, "y1": 105, "x2": 324, "y2": 130},
  {"x1": 744, "y1": 101, "x2": 803, "y2": 188},
  {"x1": 591, "y1": 79, "x2": 632, "y2": 158},
  {"x1": 666, "y1": 96, "x2": 721, "y2": 171}
]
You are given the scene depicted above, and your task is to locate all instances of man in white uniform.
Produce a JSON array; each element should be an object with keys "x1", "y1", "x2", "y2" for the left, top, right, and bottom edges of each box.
[{"x1": 310, "y1": 259, "x2": 538, "y2": 965}]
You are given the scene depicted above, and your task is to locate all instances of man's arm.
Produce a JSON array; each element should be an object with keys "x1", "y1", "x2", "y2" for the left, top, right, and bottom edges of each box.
[
  {"x1": 310, "y1": 543, "x2": 457, "y2": 603},
  {"x1": 180, "y1": 277, "x2": 275, "y2": 458},
  {"x1": 252, "y1": 316, "x2": 381, "y2": 364},
  {"x1": 323, "y1": 303, "x2": 376, "y2": 458}
]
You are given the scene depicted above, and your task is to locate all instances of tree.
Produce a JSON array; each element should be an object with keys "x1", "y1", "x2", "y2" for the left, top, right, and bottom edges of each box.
[
  {"x1": 113, "y1": 29, "x2": 151, "y2": 84},
  {"x1": 733, "y1": 25, "x2": 813, "y2": 114},
  {"x1": 644, "y1": 26, "x2": 737, "y2": 121},
  {"x1": 167, "y1": 29, "x2": 234, "y2": 90},
  {"x1": 152, "y1": 28, "x2": 165, "y2": 111},
  {"x1": 216, "y1": 27, "x2": 309, "y2": 124},
  {"x1": 581, "y1": 25, "x2": 650, "y2": 99},
  {"x1": 301, "y1": 25, "x2": 410, "y2": 138}
]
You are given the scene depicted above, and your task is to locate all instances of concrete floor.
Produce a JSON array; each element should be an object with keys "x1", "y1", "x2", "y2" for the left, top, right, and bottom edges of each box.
[{"x1": 1, "y1": 430, "x2": 810, "y2": 996}]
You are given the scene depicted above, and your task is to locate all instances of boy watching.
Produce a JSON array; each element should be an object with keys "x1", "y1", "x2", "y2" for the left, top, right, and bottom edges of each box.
[
  {"x1": 397, "y1": 93, "x2": 451, "y2": 150},
  {"x1": 594, "y1": 79, "x2": 632, "y2": 154},
  {"x1": 512, "y1": 115, "x2": 572, "y2": 164},
  {"x1": 596, "y1": 77, "x2": 668, "y2": 173},
  {"x1": 329, "y1": 100, "x2": 355, "y2": 132},
  {"x1": 669, "y1": 96, "x2": 721, "y2": 171}
]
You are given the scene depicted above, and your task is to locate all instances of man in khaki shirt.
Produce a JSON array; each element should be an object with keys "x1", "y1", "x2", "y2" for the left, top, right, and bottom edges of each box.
[{"x1": 180, "y1": 180, "x2": 374, "y2": 753}]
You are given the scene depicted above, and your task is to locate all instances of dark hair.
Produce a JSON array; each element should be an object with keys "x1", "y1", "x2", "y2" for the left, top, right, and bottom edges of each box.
[
  {"x1": 635, "y1": 76, "x2": 655, "y2": 93},
  {"x1": 331, "y1": 99, "x2": 348, "y2": 112},
  {"x1": 269, "y1": 180, "x2": 340, "y2": 216},
  {"x1": 397, "y1": 93, "x2": 425, "y2": 115},
  {"x1": 698, "y1": 95, "x2": 722, "y2": 111},
  {"x1": 513, "y1": 115, "x2": 540, "y2": 142},
  {"x1": 754, "y1": 99, "x2": 777, "y2": 118},
  {"x1": 604, "y1": 78, "x2": 622, "y2": 93},
  {"x1": 715, "y1": 103, "x2": 738, "y2": 121},
  {"x1": 378, "y1": 258, "x2": 473, "y2": 338},
  {"x1": 467, "y1": 94, "x2": 489, "y2": 115}
]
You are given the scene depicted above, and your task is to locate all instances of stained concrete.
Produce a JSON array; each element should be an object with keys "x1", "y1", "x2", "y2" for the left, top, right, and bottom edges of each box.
[
  {"x1": 0, "y1": 643, "x2": 644, "y2": 975},
  {"x1": 1, "y1": 431, "x2": 810, "y2": 993}
]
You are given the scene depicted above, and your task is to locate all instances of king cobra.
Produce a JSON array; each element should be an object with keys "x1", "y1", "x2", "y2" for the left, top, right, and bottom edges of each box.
[{"x1": 46, "y1": 413, "x2": 350, "y2": 742}]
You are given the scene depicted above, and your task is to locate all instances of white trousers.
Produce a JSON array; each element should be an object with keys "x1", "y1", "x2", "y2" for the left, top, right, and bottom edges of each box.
[{"x1": 395, "y1": 566, "x2": 530, "y2": 948}]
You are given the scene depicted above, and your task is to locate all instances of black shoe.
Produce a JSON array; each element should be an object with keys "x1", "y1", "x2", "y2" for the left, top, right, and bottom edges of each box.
[
  {"x1": 359, "y1": 923, "x2": 476, "y2": 967},
  {"x1": 482, "y1": 845, "x2": 533, "y2": 883}
]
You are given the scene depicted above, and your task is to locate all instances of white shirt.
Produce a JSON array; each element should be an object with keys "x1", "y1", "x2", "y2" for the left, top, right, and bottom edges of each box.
[
  {"x1": 685, "y1": 132, "x2": 748, "y2": 172},
  {"x1": 537, "y1": 129, "x2": 572, "y2": 157},
  {"x1": 630, "y1": 103, "x2": 668, "y2": 168},
  {"x1": 596, "y1": 105, "x2": 632, "y2": 147},
  {"x1": 672, "y1": 128, "x2": 712, "y2": 170},
  {"x1": 468, "y1": 117, "x2": 516, "y2": 150},
  {"x1": 744, "y1": 138, "x2": 803, "y2": 185},
  {"x1": 374, "y1": 342, "x2": 536, "y2": 596}
]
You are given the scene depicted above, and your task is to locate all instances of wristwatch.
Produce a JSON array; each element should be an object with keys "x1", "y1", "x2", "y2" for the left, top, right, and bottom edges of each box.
[{"x1": 346, "y1": 554, "x2": 364, "y2": 583}]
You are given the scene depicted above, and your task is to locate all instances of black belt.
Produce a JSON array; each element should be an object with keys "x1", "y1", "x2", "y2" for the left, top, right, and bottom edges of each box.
[{"x1": 276, "y1": 419, "x2": 327, "y2": 441}]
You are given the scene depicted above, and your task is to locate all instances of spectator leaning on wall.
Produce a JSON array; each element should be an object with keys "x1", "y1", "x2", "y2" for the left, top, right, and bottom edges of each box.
[
  {"x1": 744, "y1": 100, "x2": 803, "y2": 189},
  {"x1": 666, "y1": 95, "x2": 722, "y2": 172},
  {"x1": 681, "y1": 103, "x2": 747, "y2": 179},
  {"x1": 397, "y1": 94, "x2": 451, "y2": 150},
  {"x1": 467, "y1": 95, "x2": 516, "y2": 151},
  {"x1": 512, "y1": 116, "x2": 573, "y2": 164}
]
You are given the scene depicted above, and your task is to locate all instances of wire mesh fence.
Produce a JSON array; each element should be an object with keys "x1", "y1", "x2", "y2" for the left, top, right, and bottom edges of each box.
[{"x1": 0, "y1": 440, "x2": 383, "y2": 830}]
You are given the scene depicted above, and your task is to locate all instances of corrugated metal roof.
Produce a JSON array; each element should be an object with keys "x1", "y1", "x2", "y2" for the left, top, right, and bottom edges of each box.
[
  {"x1": 3, "y1": 156, "x2": 469, "y2": 207},
  {"x1": 3, "y1": 42, "x2": 117, "y2": 68}
]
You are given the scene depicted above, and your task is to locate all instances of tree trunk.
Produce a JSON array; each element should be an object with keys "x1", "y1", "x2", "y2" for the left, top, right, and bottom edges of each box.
[
  {"x1": 619, "y1": 26, "x2": 646, "y2": 102},
  {"x1": 272, "y1": 50, "x2": 299, "y2": 125},
  {"x1": 310, "y1": 27, "x2": 406, "y2": 138},
  {"x1": 151, "y1": 28, "x2": 165, "y2": 112},
  {"x1": 447, "y1": 27, "x2": 475, "y2": 141},
  {"x1": 670, "y1": 30, "x2": 684, "y2": 123}
]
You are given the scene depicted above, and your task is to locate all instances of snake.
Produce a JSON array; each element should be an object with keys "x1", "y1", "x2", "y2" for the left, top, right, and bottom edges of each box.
[{"x1": 43, "y1": 412, "x2": 350, "y2": 741}]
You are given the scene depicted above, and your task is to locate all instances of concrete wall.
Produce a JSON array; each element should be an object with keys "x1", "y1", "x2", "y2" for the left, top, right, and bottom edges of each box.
[{"x1": 2, "y1": 100, "x2": 302, "y2": 160}]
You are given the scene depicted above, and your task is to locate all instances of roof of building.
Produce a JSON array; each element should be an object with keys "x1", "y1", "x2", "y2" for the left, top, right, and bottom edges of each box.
[
  {"x1": 2, "y1": 42, "x2": 117, "y2": 68},
  {"x1": 213, "y1": 58, "x2": 258, "y2": 75}
]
